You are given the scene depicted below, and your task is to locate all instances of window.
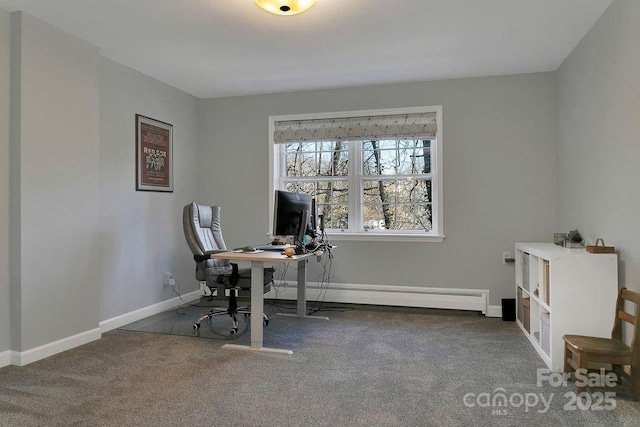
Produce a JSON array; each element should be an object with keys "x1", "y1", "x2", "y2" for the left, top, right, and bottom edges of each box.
[{"x1": 269, "y1": 107, "x2": 443, "y2": 242}]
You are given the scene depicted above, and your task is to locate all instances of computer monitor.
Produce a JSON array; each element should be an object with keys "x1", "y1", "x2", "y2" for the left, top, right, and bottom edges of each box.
[{"x1": 273, "y1": 190, "x2": 316, "y2": 249}]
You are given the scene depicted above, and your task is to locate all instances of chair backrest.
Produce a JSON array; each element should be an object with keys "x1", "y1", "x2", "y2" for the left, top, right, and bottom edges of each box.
[
  {"x1": 611, "y1": 288, "x2": 640, "y2": 351},
  {"x1": 183, "y1": 202, "x2": 228, "y2": 254},
  {"x1": 183, "y1": 202, "x2": 230, "y2": 280}
]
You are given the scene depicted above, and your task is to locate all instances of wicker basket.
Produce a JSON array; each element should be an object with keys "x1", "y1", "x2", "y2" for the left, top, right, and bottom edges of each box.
[{"x1": 586, "y1": 238, "x2": 615, "y2": 254}]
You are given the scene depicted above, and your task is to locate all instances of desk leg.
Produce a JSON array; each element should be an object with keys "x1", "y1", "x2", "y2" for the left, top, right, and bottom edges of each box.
[
  {"x1": 250, "y1": 261, "x2": 264, "y2": 349},
  {"x1": 297, "y1": 258, "x2": 307, "y2": 317},
  {"x1": 223, "y1": 260, "x2": 293, "y2": 355},
  {"x1": 276, "y1": 258, "x2": 329, "y2": 321}
]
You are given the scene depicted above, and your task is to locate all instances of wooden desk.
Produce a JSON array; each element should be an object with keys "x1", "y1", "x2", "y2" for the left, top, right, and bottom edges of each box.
[{"x1": 211, "y1": 249, "x2": 328, "y2": 354}]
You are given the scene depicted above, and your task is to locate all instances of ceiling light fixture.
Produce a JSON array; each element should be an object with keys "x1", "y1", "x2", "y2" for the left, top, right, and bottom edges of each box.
[{"x1": 254, "y1": 0, "x2": 316, "y2": 16}]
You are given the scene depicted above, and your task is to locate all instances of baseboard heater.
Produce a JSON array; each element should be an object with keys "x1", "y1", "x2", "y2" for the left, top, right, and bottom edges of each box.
[{"x1": 264, "y1": 282, "x2": 490, "y2": 315}]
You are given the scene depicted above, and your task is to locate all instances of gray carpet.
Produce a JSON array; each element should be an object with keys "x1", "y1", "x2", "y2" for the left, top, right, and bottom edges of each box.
[{"x1": 1, "y1": 304, "x2": 639, "y2": 426}]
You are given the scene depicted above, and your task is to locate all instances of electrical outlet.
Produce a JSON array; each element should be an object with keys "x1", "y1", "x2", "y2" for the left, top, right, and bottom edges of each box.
[
  {"x1": 163, "y1": 272, "x2": 172, "y2": 286},
  {"x1": 502, "y1": 252, "x2": 512, "y2": 265}
]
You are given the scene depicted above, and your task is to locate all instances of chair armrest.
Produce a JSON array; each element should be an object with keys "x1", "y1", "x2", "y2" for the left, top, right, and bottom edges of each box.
[
  {"x1": 204, "y1": 249, "x2": 230, "y2": 255},
  {"x1": 193, "y1": 249, "x2": 229, "y2": 263}
]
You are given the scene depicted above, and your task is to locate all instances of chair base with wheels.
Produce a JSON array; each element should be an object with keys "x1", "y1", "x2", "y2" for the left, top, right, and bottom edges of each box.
[{"x1": 193, "y1": 283, "x2": 269, "y2": 337}]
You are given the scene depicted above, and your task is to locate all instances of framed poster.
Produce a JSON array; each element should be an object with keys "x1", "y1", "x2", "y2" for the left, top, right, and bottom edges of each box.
[{"x1": 136, "y1": 114, "x2": 173, "y2": 192}]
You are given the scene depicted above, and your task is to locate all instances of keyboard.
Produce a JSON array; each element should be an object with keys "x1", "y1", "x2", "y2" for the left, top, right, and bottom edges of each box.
[{"x1": 254, "y1": 244, "x2": 293, "y2": 251}]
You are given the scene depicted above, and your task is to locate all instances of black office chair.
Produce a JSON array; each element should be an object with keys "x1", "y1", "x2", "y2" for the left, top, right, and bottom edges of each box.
[{"x1": 183, "y1": 202, "x2": 273, "y2": 336}]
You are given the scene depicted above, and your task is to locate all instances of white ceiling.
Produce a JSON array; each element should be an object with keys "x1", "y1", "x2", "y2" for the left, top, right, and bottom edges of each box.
[{"x1": 0, "y1": 0, "x2": 613, "y2": 99}]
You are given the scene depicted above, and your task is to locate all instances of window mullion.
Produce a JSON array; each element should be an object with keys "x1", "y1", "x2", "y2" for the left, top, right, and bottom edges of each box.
[
  {"x1": 348, "y1": 141, "x2": 361, "y2": 232},
  {"x1": 363, "y1": 173, "x2": 432, "y2": 181}
]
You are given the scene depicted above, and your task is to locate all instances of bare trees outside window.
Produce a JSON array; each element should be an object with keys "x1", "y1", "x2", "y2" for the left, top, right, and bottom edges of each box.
[
  {"x1": 283, "y1": 139, "x2": 433, "y2": 232},
  {"x1": 362, "y1": 140, "x2": 432, "y2": 231},
  {"x1": 284, "y1": 142, "x2": 349, "y2": 230}
]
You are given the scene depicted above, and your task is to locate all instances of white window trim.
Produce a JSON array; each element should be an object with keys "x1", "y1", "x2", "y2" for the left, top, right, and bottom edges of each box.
[{"x1": 268, "y1": 106, "x2": 444, "y2": 243}]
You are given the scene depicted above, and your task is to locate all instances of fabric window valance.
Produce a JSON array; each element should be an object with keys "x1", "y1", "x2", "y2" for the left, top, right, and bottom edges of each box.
[{"x1": 273, "y1": 112, "x2": 437, "y2": 144}]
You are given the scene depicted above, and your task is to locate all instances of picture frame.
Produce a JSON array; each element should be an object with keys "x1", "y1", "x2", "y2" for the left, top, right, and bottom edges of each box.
[{"x1": 135, "y1": 114, "x2": 173, "y2": 192}]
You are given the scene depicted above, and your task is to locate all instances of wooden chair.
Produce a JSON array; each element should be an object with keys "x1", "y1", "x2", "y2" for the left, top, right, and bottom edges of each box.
[{"x1": 563, "y1": 287, "x2": 640, "y2": 400}]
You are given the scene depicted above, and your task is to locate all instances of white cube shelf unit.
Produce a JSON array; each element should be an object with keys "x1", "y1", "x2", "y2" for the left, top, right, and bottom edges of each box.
[{"x1": 515, "y1": 243, "x2": 618, "y2": 372}]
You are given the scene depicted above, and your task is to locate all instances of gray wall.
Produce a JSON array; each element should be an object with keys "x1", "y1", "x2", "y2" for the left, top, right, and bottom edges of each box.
[
  {"x1": 1, "y1": 8, "x2": 201, "y2": 360},
  {"x1": 200, "y1": 73, "x2": 558, "y2": 305},
  {"x1": 98, "y1": 57, "x2": 201, "y2": 321},
  {"x1": 0, "y1": 8, "x2": 10, "y2": 354},
  {"x1": 557, "y1": 0, "x2": 640, "y2": 293},
  {"x1": 10, "y1": 12, "x2": 100, "y2": 350}
]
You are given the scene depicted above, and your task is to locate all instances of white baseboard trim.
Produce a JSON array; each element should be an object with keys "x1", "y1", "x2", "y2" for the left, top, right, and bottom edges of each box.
[
  {"x1": 265, "y1": 282, "x2": 497, "y2": 315},
  {"x1": 0, "y1": 290, "x2": 205, "y2": 368},
  {"x1": 0, "y1": 350, "x2": 11, "y2": 368},
  {"x1": 11, "y1": 328, "x2": 102, "y2": 367},
  {"x1": 99, "y1": 290, "x2": 201, "y2": 333}
]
